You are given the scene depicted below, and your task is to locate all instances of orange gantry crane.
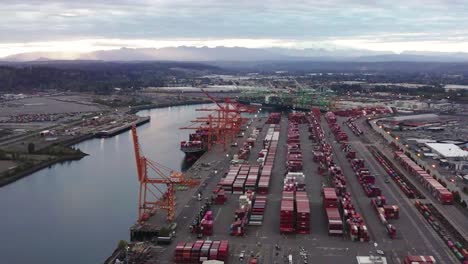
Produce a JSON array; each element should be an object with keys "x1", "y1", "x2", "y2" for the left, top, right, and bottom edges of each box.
[
  {"x1": 180, "y1": 88, "x2": 257, "y2": 150},
  {"x1": 131, "y1": 125, "x2": 199, "y2": 224}
]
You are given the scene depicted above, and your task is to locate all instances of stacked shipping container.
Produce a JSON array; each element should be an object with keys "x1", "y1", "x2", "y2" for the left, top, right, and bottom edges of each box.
[
  {"x1": 257, "y1": 124, "x2": 280, "y2": 194},
  {"x1": 279, "y1": 116, "x2": 311, "y2": 234},
  {"x1": 332, "y1": 121, "x2": 398, "y2": 239},
  {"x1": 334, "y1": 107, "x2": 391, "y2": 117},
  {"x1": 249, "y1": 195, "x2": 267, "y2": 225},
  {"x1": 221, "y1": 165, "x2": 241, "y2": 193},
  {"x1": 394, "y1": 151, "x2": 453, "y2": 204},
  {"x1": 296, "y1": 191, "x2": 310, "y2": 234},
  {"x1": 229, "y1": 191, "x2": 254, "y2": 236},
  {"x1": 350, "y1": 158, "x2": 382, "y2": 197},
  {"x1": 322, "y1": 187, "x2": 344, "y2": 236},
  {"x1": 371, "y1": 196, "x2": 398, "y2": 239},
  {"x1": 174, "y1": 240, "x2": 229, "y2": 264},
  {"x1": 345, "y1": 117, "x2": 363, "y2": 136},
  {"x1": 415, "y1": 201, "x2": 468, "y2": 262},
  {"x1": 371, "y1": 150, "x2": 419, "y2": 199},
  {"x1": 309, "y1": 109, "x2": 369, "y2": 241},
  {"x1": 245, "y1": 165, "x2": 260, "y2": 192},
  {"x1": 280, "y1": 191, "x2": 295, "y2": 233},
  {"x1": 287, "y1": 120, "x2": 303, "y2": 172},
  {"x1": 266, "y1": 112, "x2": 281, "y2": 124},
  {"x1": 221, "y1": 165, "x2": 260, "y2": 194}
]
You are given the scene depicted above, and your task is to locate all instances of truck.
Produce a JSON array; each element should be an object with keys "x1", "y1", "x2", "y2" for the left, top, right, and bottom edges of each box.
[{"x1": 403, "y1": 255, "x2": 436, "y2": 264}]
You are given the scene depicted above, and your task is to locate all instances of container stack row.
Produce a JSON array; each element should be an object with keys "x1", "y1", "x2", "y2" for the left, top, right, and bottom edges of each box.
[
  {"x1": 237, "y1": 141, "x2": 251, "y2": 161},
  {"x1": 287, "y1": 121, "x2": 302, "y2": 172},
  {"x1": 266, "y1": 112, "x2": 281, "y2": 124},
  {"x1": 333, "y1": 107, "x2": 391, "y2": 117},
  {"x1": 190, "y1": 210, "x2": 214, "y2": 237},
  {"x1": 221, "y1": 165, "x2": 260, "y2": 194},
  {"x1": 344, "y1": 117, "x2": 363, "y2": 136},
  {"x1": 199, "y1": 211, "x2": 214, "y2": 237},
  {"x1": 257, "y1": 124, "x2": 280, "y2": 194},
  {"x1": 328, "y1": 119, "x2": 348, "y2": 142},
  {"x1": 174, "y1": 240, "x2": 229, "y2": 264},
  {"x1": 371, "y1": 150, "x2": 420, "y2": 199},
  {"x1": 415, "y1": 201, "x2": 468, "y2": 262},
  {"x1": 220, "y1": 165, "x2": 241, "y2": 193},
  {"x1": 248, "y1": 122, "x2": 281, "y2": 226},
  {"x1": 244, "y1": 165, "x2": 260, "y2": 192},
  {"x1": 350, "y1": 158, "x2": 381, "y2": 197},
  {"x1": 324, "y1": 111, "x2": 337, "y2": 124},
  {"x1": 335, "y1": 122, "x2": 399, "y2": 240},
  {"x1": 329, "y1": 165, "x2": 370, "y2": 242},
  {"x1": 249, "y1": 195, "x2": 267, "y2": 225},
  {"x1": 371, "y1": 196, "x2": 398, "y2": 239},
  {"x1": 229, "y1": 191, "x2": 254, "y2": 236},
  {"x1": 339, "y1": 192, "x2": 370, "y2": 242},
  {"x1": 233, "y1": 166, "x2": 249, "y2": 194},
  {"x1": 282, "y1": 119, "x2": 299, "y2": 234},
  {"x1": 280, "y1": 117, "x2": 311, "y2": 234},
  {"x1": 394, "y1": 151, "x2": 453, "y2": 204},
  {"x1": 322, "y1": 187, "x2": 343, "y2": 236},
  {"x1": 280, "y1": 190, "x2": 295, "y2": 233},
  {"x1": 212, "y1": 186, "x2": 227, "y2": 205},
  {"x1": 308, "y1": 109, "x2": 369, "y2": 242},
  {"x1": 284, "y1": 172, "x2": 306, "y2": 191},
  {"x1": 296, "y1": 191, "x2": 311, "y2": 234},
  {"x1": 288, "y1": 112, "x2": 308, "y2": 124}
]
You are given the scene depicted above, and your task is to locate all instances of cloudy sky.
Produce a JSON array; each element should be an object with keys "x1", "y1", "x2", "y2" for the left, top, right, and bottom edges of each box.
[{"x1": 1, "y1": 0, "x2": 468, "y2": 57}]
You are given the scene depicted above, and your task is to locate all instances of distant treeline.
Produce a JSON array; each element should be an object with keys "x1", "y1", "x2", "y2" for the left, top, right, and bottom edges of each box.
[
  {"x1": 331, "y1": 83, "x2": 468, "y2": 103},
  {"x1": 215, "y1": 61, "x2": 468, "y2": 85},
  {"x1": 0, "y1": 61, "x2": 221, "y2": 93}
]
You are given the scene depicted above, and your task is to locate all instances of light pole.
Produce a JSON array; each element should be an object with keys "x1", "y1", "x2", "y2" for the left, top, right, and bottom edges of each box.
[{"x1": 125, "y1": 246, "x2": 129, "y2": 264}]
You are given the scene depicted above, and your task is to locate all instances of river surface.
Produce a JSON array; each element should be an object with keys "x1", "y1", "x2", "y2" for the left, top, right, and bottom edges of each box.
[{"x1": 0, "y1": 104, "x2": 213, "y2": 264}]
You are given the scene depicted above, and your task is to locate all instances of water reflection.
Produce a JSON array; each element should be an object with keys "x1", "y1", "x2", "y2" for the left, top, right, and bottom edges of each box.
[{"x1": 0, "y1": 103, "x2": 212, "y2": 264}]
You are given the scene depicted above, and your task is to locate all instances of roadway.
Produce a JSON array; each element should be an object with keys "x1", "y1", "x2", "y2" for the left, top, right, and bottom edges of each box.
[
  {"x1": 360, "y1": 117, "x2": 468, "y2": 240},
  {"x1": 330, "y1": 116, "x2": 459, "y2": 263}
]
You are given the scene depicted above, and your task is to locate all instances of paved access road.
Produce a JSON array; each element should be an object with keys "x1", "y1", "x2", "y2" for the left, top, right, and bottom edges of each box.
[
  {"x1": 359, "y1": 117, "x2": 468, "y2": 240},
  {"x1": 329, "y1": 116, "x2": 459, "y2": 263}
]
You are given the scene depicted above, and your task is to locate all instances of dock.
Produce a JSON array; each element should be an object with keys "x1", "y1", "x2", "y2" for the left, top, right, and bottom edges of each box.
[
  {"x1": 95, "y1": 116, "x2": 150, "y2": 138},
  {"x1": 115, "y1": 111, "x2": 466, "y2": 264}
]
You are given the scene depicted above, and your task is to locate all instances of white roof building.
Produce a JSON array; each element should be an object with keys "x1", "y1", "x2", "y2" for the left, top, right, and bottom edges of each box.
[{"x1": 425, "y1": 143, "x2": 468, "y2": 158}]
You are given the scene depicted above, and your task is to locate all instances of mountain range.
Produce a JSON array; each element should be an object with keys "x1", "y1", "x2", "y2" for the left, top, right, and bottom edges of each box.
[{"x1": 3, "y1": 46, "x2": 468, "y2": 62}]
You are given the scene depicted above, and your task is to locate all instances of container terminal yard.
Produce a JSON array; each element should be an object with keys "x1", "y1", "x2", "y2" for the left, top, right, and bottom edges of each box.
[{"x1": 103, "y1": 93, "x2": 468, "y2": 264}]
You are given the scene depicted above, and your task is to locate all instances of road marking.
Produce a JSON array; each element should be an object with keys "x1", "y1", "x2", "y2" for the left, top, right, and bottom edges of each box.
[
  {"x1": 315, "y1": 247, "x2": 349, "y2": 251},
  {"x1": 215, "y1": 208, "x2": 222, "y2": 221}
]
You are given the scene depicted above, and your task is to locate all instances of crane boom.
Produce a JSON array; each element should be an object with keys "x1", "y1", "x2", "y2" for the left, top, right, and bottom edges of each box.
[
  {"x1": 200, "y1": 88, "x2": 224, "y2": 109},
  {"x1": 131, "y1": 126, "x2": 144, "y2": 182},
  {"x1": 131, "y1": 125, "x2": 199, "y2": 223}
]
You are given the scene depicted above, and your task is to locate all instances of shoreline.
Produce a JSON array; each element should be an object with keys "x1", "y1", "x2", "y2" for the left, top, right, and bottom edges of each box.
[
  {"x1": 0, "y1": 153, "x2": 87, "y2": 187},
  {"x1": 0, "y1": 100, "x2": 209, "y2": 188},
  {"x1": 127, "y1": 100, "x2": 211, "y2": 114}
]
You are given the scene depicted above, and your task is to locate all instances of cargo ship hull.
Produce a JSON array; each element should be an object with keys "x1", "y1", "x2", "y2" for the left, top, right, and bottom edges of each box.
[{"x1": 180, "y1": 129, "x2": 211, "y2": 162}]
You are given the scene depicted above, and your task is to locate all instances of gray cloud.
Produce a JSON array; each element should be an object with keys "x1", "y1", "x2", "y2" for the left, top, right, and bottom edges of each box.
[{"x1": 0, "y1": 0, "x2": 467, "y2": 51}]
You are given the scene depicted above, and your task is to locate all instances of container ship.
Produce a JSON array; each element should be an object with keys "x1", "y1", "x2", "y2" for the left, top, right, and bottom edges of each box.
[{"x1": 180, "y1": 129, "x2": 212, "y2": 160}]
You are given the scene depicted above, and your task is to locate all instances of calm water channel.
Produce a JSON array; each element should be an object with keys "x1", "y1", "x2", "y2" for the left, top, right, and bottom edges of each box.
[{"x1": 0, "y1": 104, "x2": 212, "y2": 264}]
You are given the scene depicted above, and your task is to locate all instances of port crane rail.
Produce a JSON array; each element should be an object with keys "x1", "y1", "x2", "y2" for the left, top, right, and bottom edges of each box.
[{"x1": 131, "y1": 125, "x2": 199, "y2": 224}]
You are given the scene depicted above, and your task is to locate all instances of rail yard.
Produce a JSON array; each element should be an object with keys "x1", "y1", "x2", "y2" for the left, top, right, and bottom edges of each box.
[{"x1": 107, "y1": 99, "x2": 468, "y2": 264}]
